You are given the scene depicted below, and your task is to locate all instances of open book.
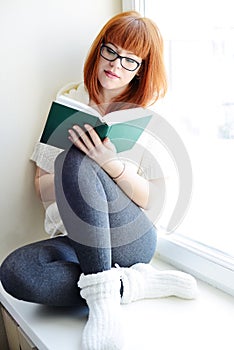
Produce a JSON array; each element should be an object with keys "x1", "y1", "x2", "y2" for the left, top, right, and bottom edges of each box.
[{"x1": 40, "y1": 95, "x2": 153, "y2": 153}]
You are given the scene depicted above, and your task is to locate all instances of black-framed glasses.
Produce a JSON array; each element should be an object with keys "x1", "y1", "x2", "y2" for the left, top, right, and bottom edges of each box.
[{"x1": 100, "y1": 44, "x2": 141, "y2": 72}]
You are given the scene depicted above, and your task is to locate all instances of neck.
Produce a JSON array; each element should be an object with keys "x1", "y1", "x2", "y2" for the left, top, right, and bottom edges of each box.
[
  {"x1": 89, "y1": 99, "x2": 108, "y2": 116},
  {"x1": 89, "y1": 91, "x2": 115, "y2": 116},
  {"x1": 101, "y1": 84, "x2": 127, "y2": 103},
  {"x1": 89, "y1": 86, "x2": 126, "y2": 115},
  {"x1": 101, "y1": 89, "x2": 114, "y2": 104}
]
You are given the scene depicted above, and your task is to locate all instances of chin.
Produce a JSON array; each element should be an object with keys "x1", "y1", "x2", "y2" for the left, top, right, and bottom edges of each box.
[{"x1": 100, "y1": 81, "x2": 121, "y2": 91}]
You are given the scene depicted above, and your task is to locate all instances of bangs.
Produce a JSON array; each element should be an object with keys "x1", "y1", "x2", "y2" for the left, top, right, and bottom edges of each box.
[{"x1": 103, "y1": 18, "x2": 151, "y2": 59}]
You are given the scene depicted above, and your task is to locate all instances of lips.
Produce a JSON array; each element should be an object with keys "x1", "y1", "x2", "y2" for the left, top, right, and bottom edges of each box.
[{"x1": 104, "y1": 70, "x2": 120, "y2": 79}]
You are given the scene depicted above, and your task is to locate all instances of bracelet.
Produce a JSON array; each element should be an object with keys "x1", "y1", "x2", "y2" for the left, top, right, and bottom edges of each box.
[{"x1": 112, "y1": 163, "x2": 125, "y2": 180}]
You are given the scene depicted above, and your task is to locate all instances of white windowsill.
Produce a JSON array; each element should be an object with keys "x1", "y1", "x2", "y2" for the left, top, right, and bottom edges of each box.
[
  {"x1": 157, "y1": 235, "x2": 234, "y2": 297},
  {"x1": 0, "y1": 258, "x2": 233, "y2": 350}
]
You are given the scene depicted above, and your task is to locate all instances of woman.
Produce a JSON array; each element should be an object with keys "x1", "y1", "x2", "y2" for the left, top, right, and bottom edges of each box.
[{"x1": 1, "y1": 11, "x2": 197, "y2": 350}]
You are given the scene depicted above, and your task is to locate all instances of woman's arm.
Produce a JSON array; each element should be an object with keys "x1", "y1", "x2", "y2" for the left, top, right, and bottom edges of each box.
[
  {"x1": 35, "y1": 166, "x2": 55, "y2": 205},
  {"x1": 113, "y1": 165, "x2": 164, "y2": 210}
]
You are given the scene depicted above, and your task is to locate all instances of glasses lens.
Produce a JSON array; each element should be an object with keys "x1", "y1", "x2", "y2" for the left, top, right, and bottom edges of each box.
[
  {"x1": 121, "y1": 57, "x2": 139, "y2": 71},
  {"x1": 100, "y1": 45, "x2": 140, "y2": 71},
  {"x1": 101, "y1": 46, "x2": 117, "y2": 60}
]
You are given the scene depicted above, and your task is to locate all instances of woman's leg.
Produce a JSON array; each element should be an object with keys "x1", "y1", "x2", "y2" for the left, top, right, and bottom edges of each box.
[
  {"x1": 54, "y1": 146, "x2": 157, "y2": 350},
  {"x1": 0, "y1": 236, "x2": 87, "y2": 307},
  {"x1": 54, "y1": 147, "x2": 197, "y2": 307},
  {"x1": 54, "y1": 146, "x2": 157, "y2": 274}
]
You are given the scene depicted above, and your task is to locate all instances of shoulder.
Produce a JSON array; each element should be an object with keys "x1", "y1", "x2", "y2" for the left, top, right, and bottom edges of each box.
[{"x1": 56, "y1": 81, "x2": 89, "y2": 105}]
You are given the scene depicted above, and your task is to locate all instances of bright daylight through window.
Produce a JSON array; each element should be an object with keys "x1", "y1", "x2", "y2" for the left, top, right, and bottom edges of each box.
[{"x1": 144, "y1": 1, "x2": 234, "y2": 266}]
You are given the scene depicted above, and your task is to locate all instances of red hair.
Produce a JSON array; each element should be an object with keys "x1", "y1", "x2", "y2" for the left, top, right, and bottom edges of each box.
[{"x1": 84, "y1": 11, "x2": 167, "y2": 111}]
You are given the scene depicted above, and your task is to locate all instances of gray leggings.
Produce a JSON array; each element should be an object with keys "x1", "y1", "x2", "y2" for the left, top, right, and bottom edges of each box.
[{"x1": 0, "y1": 147, "x2": 157, "y2": 306}]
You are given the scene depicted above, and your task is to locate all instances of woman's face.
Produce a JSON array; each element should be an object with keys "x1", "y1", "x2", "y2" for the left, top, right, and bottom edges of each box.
[{"x1": 97, "y1": 42, "x2": 142, "y2": 98}]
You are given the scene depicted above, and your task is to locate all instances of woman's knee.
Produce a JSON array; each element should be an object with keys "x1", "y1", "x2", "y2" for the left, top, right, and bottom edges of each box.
[
  {"x1": 0, "y1": 246, "x2": 30, "y2": 298},
  {"x1": 0, "y1": 239, "x2": 82, "y2": 304},
  {"x1": 55, "y1": 146, "x2": 89, "y2": 178}
]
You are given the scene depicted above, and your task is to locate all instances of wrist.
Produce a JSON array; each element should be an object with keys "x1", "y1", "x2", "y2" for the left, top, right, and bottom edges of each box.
[
  {"x1": 103, "y1": 160, "x2": 125, "y2": 179},
  {"x1": 111, "y1": 163, "x2": 125, "y2": 180}
]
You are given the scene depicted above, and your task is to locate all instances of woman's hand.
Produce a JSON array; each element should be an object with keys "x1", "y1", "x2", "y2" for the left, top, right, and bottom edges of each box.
[{"x1": 68, "y1": 124, "x2": 124, "y2": 178}]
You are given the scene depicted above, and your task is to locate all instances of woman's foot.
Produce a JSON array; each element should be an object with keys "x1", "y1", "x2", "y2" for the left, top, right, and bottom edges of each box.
[
  {"x1": 78, "y1": 269, "x2": 124, "y2": 350},
  {"x1": 120, "y1": 263, "x2": 198, "y2": 304}
]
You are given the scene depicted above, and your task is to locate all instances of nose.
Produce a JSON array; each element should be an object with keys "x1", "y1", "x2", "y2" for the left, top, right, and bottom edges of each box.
[{"x1": 109, "y1": 57, "x2": 122, "y2": 69}]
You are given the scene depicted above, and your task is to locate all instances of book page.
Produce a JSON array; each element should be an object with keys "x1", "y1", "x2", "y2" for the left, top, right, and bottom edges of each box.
[
  {"x1": 56, "y1": 95, "x2": 101, "y2": 119},
  {"x1": 56, "y1": 95, "x2": 152, "y2": 125},
  {"x1": 104, "y1": 107, "x2": 152, "y2": 125}
]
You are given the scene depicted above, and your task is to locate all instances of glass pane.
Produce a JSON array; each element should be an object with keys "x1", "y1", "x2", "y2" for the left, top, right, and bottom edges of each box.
[{"x1": 145, "y1": 0, "x2": 234, "y2": 257}]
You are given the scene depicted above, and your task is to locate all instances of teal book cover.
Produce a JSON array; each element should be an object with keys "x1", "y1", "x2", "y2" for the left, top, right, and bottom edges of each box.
[{"x1": 40, "y1": 100, "x2": 152, "y2": 153}]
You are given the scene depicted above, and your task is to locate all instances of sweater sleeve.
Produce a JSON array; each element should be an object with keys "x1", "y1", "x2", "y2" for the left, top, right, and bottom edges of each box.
[
  {"x1": 30, "y1": 81, "x2": 88, "y2": 173},
  {"x1": 30, "y1": 142, "x2": 63, "y2": 173}
]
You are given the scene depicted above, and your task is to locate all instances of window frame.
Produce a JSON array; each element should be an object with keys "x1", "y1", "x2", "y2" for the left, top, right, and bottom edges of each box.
[
  {"x1": 157, "y1": 234, "x2": 234, "y2": 296},
  {"x1": 122, "y1": 0, "x2": 145, "y2": 13},
  {"x1": 122, "y1": 0, "x2": 234, "y2": 297}
]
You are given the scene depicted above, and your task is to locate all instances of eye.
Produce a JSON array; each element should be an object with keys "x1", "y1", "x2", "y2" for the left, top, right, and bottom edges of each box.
[
  {"x1": 106, "y1": 46, "x2": 116, "y2": 56},
  {"x1": 125, "y1": 57, "x2": 136, "y2": 64}
]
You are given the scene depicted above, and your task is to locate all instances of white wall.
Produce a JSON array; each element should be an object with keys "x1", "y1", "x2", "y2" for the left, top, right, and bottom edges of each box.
[{"x1": 0, "y1": 0, "x2": 122, "y2": 262}]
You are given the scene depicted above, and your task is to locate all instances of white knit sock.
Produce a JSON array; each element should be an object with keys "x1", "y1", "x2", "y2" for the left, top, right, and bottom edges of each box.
[
  {"x1": 120, "y1": 263, "x2": 198, "y2": 304},
  {"x1": 78, "y1": 269, "x2": 124, "y2": 350}
]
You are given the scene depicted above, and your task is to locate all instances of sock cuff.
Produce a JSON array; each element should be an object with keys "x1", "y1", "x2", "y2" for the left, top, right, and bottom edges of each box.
[
  {"x1": 78, "y1": 268, "x2": 121, "y2": 289},
  {"x1": 120, "y1": 267, "x2": 145, "y2": 304}
]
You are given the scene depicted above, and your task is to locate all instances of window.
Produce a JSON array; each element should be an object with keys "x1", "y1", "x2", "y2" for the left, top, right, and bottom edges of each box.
[{"x1": 123, "y1": 0, "x2": 234, "y2": 295}]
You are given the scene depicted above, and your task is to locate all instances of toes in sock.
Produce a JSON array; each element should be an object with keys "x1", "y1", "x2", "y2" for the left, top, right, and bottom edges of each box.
[{"x1": 121, "y1": 263, "x2": 198, "y2": 304}]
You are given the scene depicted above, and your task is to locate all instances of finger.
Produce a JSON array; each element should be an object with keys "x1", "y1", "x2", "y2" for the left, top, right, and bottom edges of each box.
[
  {"x1": 68, "y1": 129, "x2": 89, "y2": 154},
  {"x1": 84, "y1": 124, "x2": 102, "y2": 147},
  {"x1": 68, "y1": 128, "x2": 80, "y2": 143},
  {"x1": 72, "y1": 125, "x2": 94, "y2": 150}
]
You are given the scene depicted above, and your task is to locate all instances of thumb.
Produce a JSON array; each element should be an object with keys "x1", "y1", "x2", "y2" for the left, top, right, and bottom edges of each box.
[{"x1": 103, "y1": 137, "x2": 116, "y2": 151}]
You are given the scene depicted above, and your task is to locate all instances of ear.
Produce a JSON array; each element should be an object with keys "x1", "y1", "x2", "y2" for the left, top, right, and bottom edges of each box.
[{"x1": 136, "y1": 61, "x2": 144, "y2": 78}]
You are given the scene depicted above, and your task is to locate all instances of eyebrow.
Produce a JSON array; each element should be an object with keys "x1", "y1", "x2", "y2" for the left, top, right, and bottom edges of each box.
[{"x1": 108, "y1": 42, "x2": 136, "y2": 56}]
